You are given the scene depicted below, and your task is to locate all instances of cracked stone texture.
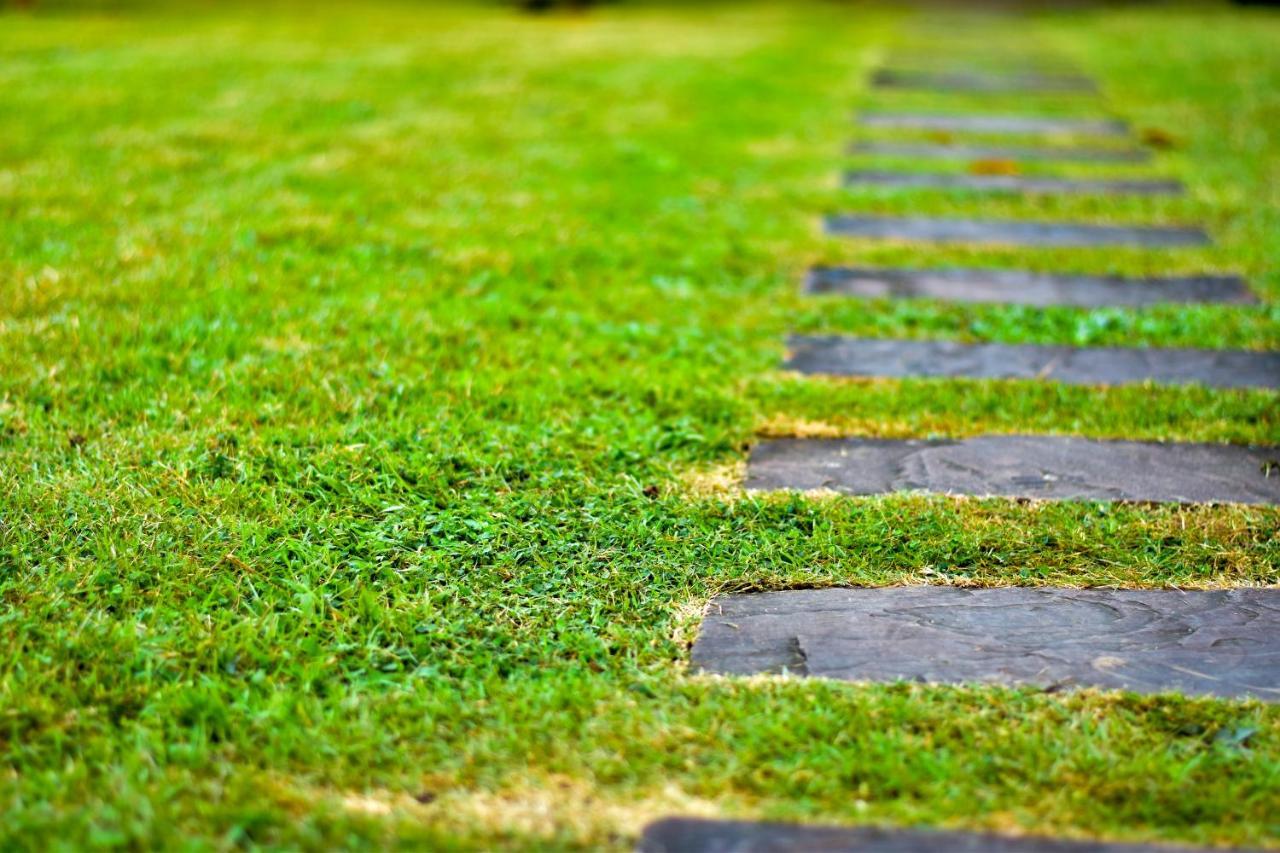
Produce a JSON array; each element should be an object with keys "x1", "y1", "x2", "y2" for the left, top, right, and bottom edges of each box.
[
  {"x1": 825, "y1": 215, "x2": 1210, "y2": 247},
  {"x1": 844, "y1": 170, "x2": 1183, "y2": 195},
  {"x1": 859, "y1": 111, "x2": 1129, "y2": 136},
  {"x1": 639, "y1": 818, "x2": 1254, "y2": 852},
  {"x1": 871, "y1": 68, "x2": 1099, "y2": 93},
  {"x1": 849, "y1": 141, "x2": 1150, "y2": 163},
  {"x1": 783, "y1": 335, "x2": 1280, "y2": 389},
  {"x1": 803, "y1": 266, "x2": 1257, "y2": 307},
  {"x1": 690, "y1": 587, "x2": 1280, "y2": 701},
  {"x1": 745, "y1": 436, "x2": 1280, "y2": 505}
]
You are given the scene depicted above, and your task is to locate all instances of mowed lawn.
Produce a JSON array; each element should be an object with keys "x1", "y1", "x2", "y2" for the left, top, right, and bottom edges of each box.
[{"x1": 2, "y1": 0, "x2": 1279, "y2": 848}]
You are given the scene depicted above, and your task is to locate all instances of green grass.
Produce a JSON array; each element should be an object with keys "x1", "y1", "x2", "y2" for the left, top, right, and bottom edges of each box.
[{"x1": 2, "y1": 0, "x2": 1279, "y2": 848}]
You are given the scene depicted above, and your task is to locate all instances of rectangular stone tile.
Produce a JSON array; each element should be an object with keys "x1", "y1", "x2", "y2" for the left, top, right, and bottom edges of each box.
[
  {"x1": 850, "y1": 140, "x2": 1150, "y2": 163},
  {"x1": 859, "y1": 111, "x2": 1130, "y2": 136},
  {"x1": 825, "y1": 215, "x2": 1210, "y2": 248},
  {"x1": 691, "y1": 587, "x2": 1280, "y2": 701},
  {"x1": 745, "y1": 436, "x2": 1280, "y2": 505},
  {"x1": 872, "y1": 68, "x2": 1098, "y2": 93},
  {"x1": 640, "y1": 818, "x2": 1258, "y2": 852},
  {"x1": 803, "y1": 266, "x2": 1257, "y2": 307},
  {"x1": 844, "y1": 170, "x2": 1183, "y2": 195},
  {"x1": 881, "y1": 57, "x2": 1087, "y2": 77},
  {"x1": 783, "y1": 335, "x2": 1279, "y2": 389}
]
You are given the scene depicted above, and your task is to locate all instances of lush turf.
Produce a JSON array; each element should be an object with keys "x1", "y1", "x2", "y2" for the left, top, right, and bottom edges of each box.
[{"x1": 2, "y1": 0, "x2": 1279, "y2": 848}]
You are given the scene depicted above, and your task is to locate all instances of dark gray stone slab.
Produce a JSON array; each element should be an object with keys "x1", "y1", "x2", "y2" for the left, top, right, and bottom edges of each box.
[
  {"x1": 844, "y1": 170, "x2": 1183, "y2": 196},
  {"x1": 640, "y1": 818, "x2": 1255, "y2": 852},
  {"x1": 784, "y1": 335, "x2": 1279, "y2": 389},
  {"x1": 825, "y1": 215, "x2": 1210, "y2": 248},
  {"x1": 872, "y1": 68, "x2": 1098, "y2": 93},
  {"x1": 881, "y1": 58, "x2": 1087, "y2": 77},
  {"x1": 803, "y1": 266, "x2": 1257, "y2": 307},
  {"x1": 850, "y1": 140, "x2": 1150, "y2": 163},
  {"x1": 746, "y1": 436, "x2": 1280, "y2": 505},
  {"x1": 859, "y1": 111, "x2": 1129, "y2": 136},
  {"x1": 691, "y1": 587, "x2": 1280, "y2": 702}
]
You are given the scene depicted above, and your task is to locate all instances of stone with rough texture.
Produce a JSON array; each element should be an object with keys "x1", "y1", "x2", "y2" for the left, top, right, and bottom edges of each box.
[
  {"x1": 844, "y1": 170, "x2": 1182, "y2": 195},
  {"x1": 783, "y1": 335, "x2": 1279, "y2": 389},
  {"x1": 859, "y1": 111, "x2": 1129, "y2": 136},
  {"x1": 850, "y1": 141, "x2": 1150, "y2": 163},
  {"x1": 872, "y1": 68, "x2": 1098, "y2": 93},
  {"x1": 691, "y1": 587, "x2": 1280, "y2": 701},
  {"x1": 803, "y1": 266, "x2": 1257, "y2": 307},
  {"x1": 745, "y1": 436, "x2": 1280, "y2": 505},
  {"x1": 639, "y1": 818, "x2": 1258, "y2": 852},
  {"x1": 825, "y1": 215, "x2": 1210, "y2": 247}
]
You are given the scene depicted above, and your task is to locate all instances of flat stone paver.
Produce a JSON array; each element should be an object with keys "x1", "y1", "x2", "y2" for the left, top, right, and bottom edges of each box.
[
  {"x1": 690, "y1": 587, "x2": 1280, "y2": 701},
  {"x1": 803, "y1": 266, "x2": 1257, "y2": 307},
  {"x1": 859, "y1": 111, "x2": 1129, "y2": 136},
  {"x1": 640, "y1": 817, "x2": 1260, "y2": 852},
  {"x1": 844, "y1": 170, "x2": 1183, "y2": 195},
  {"x1": 825, "y1": 215, "x2": 1210, "y2": 247},
  {"x1": 850, "y1": 141, "x2": 1150, "y2": 163},
  {"x1": 784, "y1": 335, "x2": 1280, "y2": 389},
  {"x1": 872, "y1": 68, "x2": 1098, "y2": 93},
  {"x1": 746, "y1": 436, "x2": 1280, "y2": 505}
]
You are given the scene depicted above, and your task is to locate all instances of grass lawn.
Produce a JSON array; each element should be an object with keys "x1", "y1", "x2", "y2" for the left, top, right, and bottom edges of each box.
[{"x1": 2, "y1": 0, "x2": 1279, "y2": 848}]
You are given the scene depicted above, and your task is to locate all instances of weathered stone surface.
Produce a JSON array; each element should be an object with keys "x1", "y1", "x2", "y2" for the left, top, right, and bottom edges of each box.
[
  {"x1": 640, "y1": 818, "x2": 1257, "y2": 852},
  {"x1": 859, "y1": 111, "x2": 1129, "y2": 136},
  {"x1": 691, "y1": 587, "x2": 1280, "y2": 701},
  {"x1": 803, "y1": 266, "x2": 1257, "y2": 307},
  {"x1": 872, "y1": 68, "x2": 1098, "y2": 93},
  {"x1": 745, "y1": 436, "x2": 1280, "y2": 505},
  {"x1": 783, "y1": 335, "x2": 1279, "y2": 389},
  {"x1": 850, "y1": 141, "x2": 1149, "y2": 163},
  {"x1": 844, "y1": 170, "x2": 1183, "y2": 195},
  {"x1": 825, "y1": 215, "x2": 1210, "y2": 247}
]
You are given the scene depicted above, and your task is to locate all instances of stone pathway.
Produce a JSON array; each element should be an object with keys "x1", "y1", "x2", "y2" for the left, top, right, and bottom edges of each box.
[
  {"x1": 644, "y1": 21, "x2": 1278, "y2": 852},
  {"x1": 746, "y1": 436, "x2": 1280, "y2": 504},
  {"x1": 858, "y1": 111, "x2": 1129, "y2": 136},
  {"x1": 692, "y1": 587, "x2": 1280, "y2": 700},
  {"x1": 640, "y1": 818, "x2": 1261, "y2": 852},
  {"x1": 804, "y1": 266, "x2": 1256, "y2": 307},
  {"x1": 871, "y1": 67, "x2": 1098, "y2": 94},
  {"x1": 784, "y1": 335, "x2": 1280, "y2": 389},
  {"x1": 843, "y1": 170, "x2": 1183, "y2": 195},
  {"x1": 825, "y1": 215, "x2": 1210, "y2": 247},
  {"x1": 849, "y1": 140, "x2": 1150, "y2": 163}
]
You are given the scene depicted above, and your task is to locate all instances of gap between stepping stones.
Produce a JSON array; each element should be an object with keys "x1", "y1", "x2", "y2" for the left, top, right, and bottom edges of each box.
[
  {"x1": 825, "y1": 215, "x2": 1210, "y2": 248},
  {"x1": 859, "y1": 110, "x2": 1129, "y2": 136},
  {"x1": 690, "y1": 587, "x2": 1280, "y2": 702},
  {"x1": 850, "y1": 140, "x2": 1150, "y2": 163},
  {"x1": 783, "y1": 335, "x2": 1280, "y2": 390},
  {"x1": 745, "y1": 436, "x2": 1280, "y2": 505},
  {"x1": 641, "y1": 818, "x2": 1265, "y2": 852},
  {"x1": 803, "y1": 266, "x2": 1257, "y2": 307},
  {"x1": 843, "y1": 170, "x2": 1183, "y2": 196},
  {"x1": 871, "y1": 67, "x2": 1099, "y2": 93}
]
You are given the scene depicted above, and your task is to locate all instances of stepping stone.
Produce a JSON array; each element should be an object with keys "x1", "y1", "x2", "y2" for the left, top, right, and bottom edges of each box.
[
  {"x1": 640, "y1": 817, "x2": 1259, "y2": 852},
  {"x1": 825, "y1": 215, "x2": 1210, "y2": 248},
  {"x1": 882, "y1": 58, "x2": 1088, "y2": 77},
  {"x1": 803, "y1": 266, "x2": 1257, "y2": 308},
  {"x1": 783, "y1": 335, "x2": 1280, "y2": 390},
  {"x1": 859, "y1": 111, "x2": 1129, "y2": 136},
  {"x1": 745, "y1": 436, "x2": 1280, "y2": 505},
  {"x1": 844, "y1": 170, "x2": 1182, "y2": 195},
  {"x1": 850, "y1": 140, "x2": 1150, "y2": 163},
  {"x1": 690, "y1": 587, "x2": 1280, "y2": 702},
  {"x1": 872, "y1": 68, "x2": 1098, "y2": 93}
]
